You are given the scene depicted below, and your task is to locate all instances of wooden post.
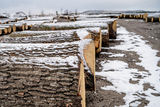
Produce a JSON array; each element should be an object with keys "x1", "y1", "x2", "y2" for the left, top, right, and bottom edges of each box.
[
  {"x1": 83, "y1": 41, "x2": 96, "y2": 91},
  {"x1": 78, "y1": 60, "x2": 86, "y2": 107},
  {"x1": 96, "y1": 29, "x2": 102, "y2": 53},
  {"x1": 119, "y1": 14, "x2": 122, "y2": 19},
  {"x1": 0, "y1": 29, "x2": 2, "y2": 35},
  {"x1": 143, "y1": 13, "x2": 148, "y2": 19},
  {"x1": 145, "y1": 17, "x2": 148, "y2": 22},
  {"x1": 108, "y1": 20, "x2": 117, "y2": 39},
  {"x1": 151, "y1": 17, "x2": 154, "y2": 22}
]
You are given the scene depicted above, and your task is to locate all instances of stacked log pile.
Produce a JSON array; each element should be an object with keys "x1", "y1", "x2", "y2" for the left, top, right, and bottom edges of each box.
[
  {"x1": 118, "y1": 13, "x2": 160, "y2": 23},
  {"x1": 0, "y1": 29, "x2": 97, "y2": 106},
  {"x1": 145, "y1": 13, "x2": 160, "y2": 23},
  {"x1": 0, "y1": 14, "x2": 117, "y2": 106},
  {"x1": 0, "y1": 12, "x2": 33, "y2": 36},
  {"x1": 55, "y1": 15, "x2": 77, "y2": 22},
  {"x1": 119, "y1": 13, "x2": 148, "y2": 20}
]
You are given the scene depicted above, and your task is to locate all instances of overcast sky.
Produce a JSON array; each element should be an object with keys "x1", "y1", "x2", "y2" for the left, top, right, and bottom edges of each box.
[{"x1": 0, "y1": 0, "x2": 160, "y2": 13}]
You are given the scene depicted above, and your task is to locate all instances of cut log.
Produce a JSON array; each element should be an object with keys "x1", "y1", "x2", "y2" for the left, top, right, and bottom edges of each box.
[
  {"x1": 7, "y1": 26, "x2": 12, "y2": 34},
  {"x1": 108, "y1": 20, "x2": 117, "y2": 39},
  {"x1": 16, "y1": 24, "x2": 25, "y2": 31},
  {"x1": 119, "y1": 14, "x2": 122, "y2": 18},
  {"x1": 130, "y1": 14, "x2": 136, "y2": 19},
  {"x1": 28, "y1": 25, "x2": 32, "y2": 30},
  {"x1": 0, "y1": 29, "x2": 2, "y2": 35},
  {"x1": 12, "y1": 24, "x2": 16, "y2": 32},
  {"x1": 0, "y1": 27, "x2": 8, "y2": 35},
  {"x1": 143, "y1": 13, "x2": 148, "y2": 19},
  {"x1": 124, "y1": 14, "x2": 130, "y2": 19},
  {"x1": 85, "y1": 29, "x2": 102, "y2": 54},
  {"x1": 24, "y1": 23, "x2": 28, "y2": 30},
  {"x1": 152, "y1": 17, "x2": 159, "y2": 22},
  {"x1": 9, "y1": 22, "x2": 26, "y2": 31},
  {"x1": 102, "y1": 30, "x2": 109, "y2": 47},
  {"x1": 0, "y1": 25, "x2": 12, "y2": 34},
  {"x1": 145, "y1": 17, "x2": 152, "y2": 22},
  {"x1": 122, "y1": 14, "x2": 125, "y2": 18}
]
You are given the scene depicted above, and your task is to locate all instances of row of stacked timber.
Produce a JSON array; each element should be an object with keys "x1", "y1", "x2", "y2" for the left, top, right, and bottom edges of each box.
[
  {"x1": 118, "y1": 13, "x2": 160, "y2": 23},
  {"x1": 118, "y1": 13, "x2": 148, "y2": 19},
  {"x1": 55, "y1": 15, "x2": 77, "y2": 22},
  {"x1": 0, "y1": 12, "x2": 31, "y2": 36},
  {"x1": 0, "y1": 13, "x2": 117, "y2": 106},
  {"x1": 0, "y1": 22, "x2": 30, "y2": 36},
  {"x1": 145, "y1": 16, "x2": 160, "y2": 22}
]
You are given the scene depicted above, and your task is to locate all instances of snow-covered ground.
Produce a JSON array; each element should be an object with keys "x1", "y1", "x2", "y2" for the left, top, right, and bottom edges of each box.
[{"x1": 96, "y1": 26, "x2": 160, "y2": 107}]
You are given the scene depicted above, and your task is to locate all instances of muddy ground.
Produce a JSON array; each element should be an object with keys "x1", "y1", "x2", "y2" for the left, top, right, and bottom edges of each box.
[{"x1": 87, "y1": 19, "x2": 160, "y2": 107}]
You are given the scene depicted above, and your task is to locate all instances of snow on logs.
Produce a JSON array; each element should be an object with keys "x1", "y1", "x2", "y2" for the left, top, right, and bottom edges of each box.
[
  {"x1": 57, "y1": 15, "x2": 77, "y2": 22},
  {"x1": 0, "y1": 14, "x2": 118, "y2": 106},
  {"x1": 0, "y1": 30, "x2": 96, "y2": 107}
]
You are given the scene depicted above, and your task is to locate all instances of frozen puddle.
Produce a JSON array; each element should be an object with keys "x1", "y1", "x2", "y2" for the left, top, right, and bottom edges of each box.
[{"x1": 96, "y1": 26, "x2": 160, "y2": 107}]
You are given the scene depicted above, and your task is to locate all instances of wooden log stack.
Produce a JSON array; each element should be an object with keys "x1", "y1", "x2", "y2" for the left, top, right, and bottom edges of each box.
[
  {"x1": 0, "y1": 13, "x2": 118, "y2": 106},
  {"x1": 119, "y1": 13, "x2": 148, "y2": 20},
  {"x1": 0, "y1": 29, "x2": 97, "y2": 107},
  {"x1": 57, "y1": 15, "x2": 77, "y2": 22}
]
